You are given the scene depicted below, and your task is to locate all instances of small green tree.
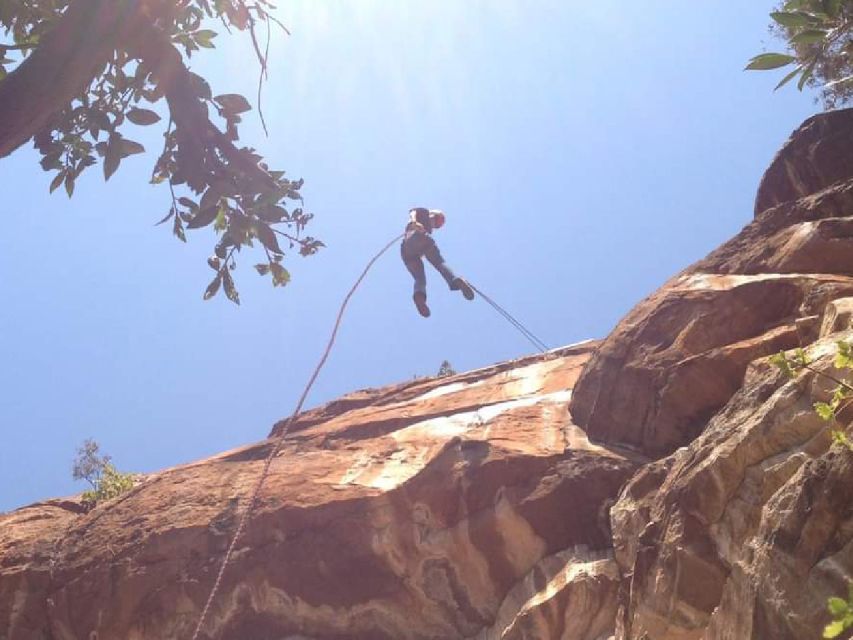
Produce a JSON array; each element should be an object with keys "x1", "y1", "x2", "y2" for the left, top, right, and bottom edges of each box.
[
  {"x1": 748, "y1": 1, "x2": 853, "y2": 108},
  {"x1": 437, "y1": 360, "x2": 456, "y2": 377},
  {"x1": 72, "y1": 438, "x2": 135, "y2": 507}
]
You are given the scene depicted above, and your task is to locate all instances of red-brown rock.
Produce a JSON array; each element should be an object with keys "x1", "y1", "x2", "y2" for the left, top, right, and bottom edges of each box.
[
  {"x1": 755, "y1": 107, "x2": 853, "y2": 215},
  {"x1": 611, "y1": 327, "x2": 853, "y2": 640},
  {"x1": 0, "y1": 344, "x2": 637, "y2": 640}
]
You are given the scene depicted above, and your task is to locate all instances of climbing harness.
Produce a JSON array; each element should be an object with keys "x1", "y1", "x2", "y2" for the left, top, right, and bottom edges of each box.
[
  {"x1": 190, "y1": 232, "x2": 548, "y2": 639},
  {"x1": 191, "y1": 232, "x2": 404, "y2": 640},
  {"x1": 468, "y1": 282, "x2": 549, "y2": 353}
]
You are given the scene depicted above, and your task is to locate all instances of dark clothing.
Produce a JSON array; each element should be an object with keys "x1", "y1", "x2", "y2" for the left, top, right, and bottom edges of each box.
[
  {"x1": 400, "y1": 230, "x2": 458, "y2": 296},
  {"x1": 406, "y1": 207, "x2": 433, "y2": 234}
]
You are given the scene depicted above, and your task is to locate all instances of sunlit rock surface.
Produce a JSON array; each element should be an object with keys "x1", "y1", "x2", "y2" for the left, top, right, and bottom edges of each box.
[
  {"x1": 611, "y1": 329, "x2": 853, "y2": 640},
  {"x1": 5, "y1": 112, "x2": 853, "y2": 640},
  {"x1": 0, "y1": 343, "x2": 637, "y2": 640},
  {"x1": 570, "y1": 110, "x2": 853, "y2": 640},
  {"x1": 754, "y1": 107, "x2": 853, "y2": 215}
]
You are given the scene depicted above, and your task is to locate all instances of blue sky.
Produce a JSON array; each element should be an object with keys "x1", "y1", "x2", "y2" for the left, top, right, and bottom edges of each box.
[{"x1": 0, "y1": 1, "x2": 818, "y2": 511}]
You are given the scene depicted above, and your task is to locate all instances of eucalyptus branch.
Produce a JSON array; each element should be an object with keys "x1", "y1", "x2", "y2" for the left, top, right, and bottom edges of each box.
[{"x1": 800, "y1": 362, "x2": 853, "y2": 394}]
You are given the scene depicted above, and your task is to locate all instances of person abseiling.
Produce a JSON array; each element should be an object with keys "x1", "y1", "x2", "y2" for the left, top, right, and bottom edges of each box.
[{"x1": 400, "y1": 207, "x2": 474, "y2": 317}]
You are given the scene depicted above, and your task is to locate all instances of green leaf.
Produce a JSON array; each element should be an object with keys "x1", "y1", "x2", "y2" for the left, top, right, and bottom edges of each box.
[
  {"x1": 792, "y1": 29, "x2": 829, "y2": 44},
  {"x1": 222, "y1": 269, "x2": 240, "y2": 304},
  {"x1": 188, "y1": 72, "x2": 212, "y2": 100},
  {"x1": 828, "y1": 597, "x2": 849, "y2": 617},
  {"x1": 178, "y1": 197, "x2": 199, "y2": 212},
  {"x1": 270, "y1": 263, "x2": 290, "y2": 287},
  {"x1": 88, "y1": 109, "x2": 111, "y2": 132},
  {"x1": 199, "y1": 180, "x2": 233, "y2": 213},
  {"x1": 64, "y1": 173, "x2": 75, "y2": 198},
  {"x1": 173, "y1": 214, "x2": 186, "y2": 242},
  {"x1": 254, "y1": 222, "x2": 283, "y2": 254},
  {"x1": 815, "y1": 402, "x2": 836, "y2": 421},
  {"x1": 40, "y1": 152, "x2": 62, "y2": 171},
  {"x1": 120, "y1": 139, "x2": 145, "y2": 156},
  {"x1": 126, "y1": 108, "x2": 161, "y2": 126},
  {"x1": 799, "y1": 61, "x2": 816, "y2": 90},
  {"x1": 203, "y1": 273, "x2": 222, "y2": 300},
  {"x1": 745, "y1": 53, "x2": 797, "y2": 70},
  {"x1": 154, "y1": 207, "x2": 175, "y2": 226},
  {"x1": 835, "y1": 341, "x2": 853, "y2": 369},
  {"x1": 824, "y1": 619, "x2": 846, "y2": 638},
  {"x1": 775, "y1": 65, "x2": 803, "y2": 90},
  {"x1": 49, "y1": 171, "x2": 66, "y2": 193},
  {"x1": 194, "y1": 29, "x2": 217, "y2": 47},
  {"x1": 770, "y1": 352, "x2": 795, "y2": 377},
  {"x1": 186, "y1": 204, "x2": 220, "y2": 229},
  {"x1": 214, "y1": 93, "x2": 252, "y2": 114},
  {"x1": 103, "y1": 134, "x2": 136, "y2": 180},
  {"x1": 214, "y1": 208, "x2": 227, "y2": 232},
  {"x1": 770, "y1": 11, "x2": 816, "y2": 27},
  {"x1": 258, "y1": 205, "x2": 288, "y2": 223},
  {"x1": 103, "y1": 147, "x2": 120, "y2": 181}
]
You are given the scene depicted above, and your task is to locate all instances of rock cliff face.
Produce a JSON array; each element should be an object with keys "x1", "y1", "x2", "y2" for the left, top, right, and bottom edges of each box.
[
  {"x1": 3, "y1": 109, "x2": 853, "y2": 640},
  {"x1": 570, "y1": 107, "x2": 853, "y2": 640},
  {"x1": 0, "y1": 345, "x2": 637, "y2": 640}
]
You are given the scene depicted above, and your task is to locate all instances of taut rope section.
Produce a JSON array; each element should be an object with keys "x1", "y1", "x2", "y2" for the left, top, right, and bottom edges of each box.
[
  {"x1": 468, "y1": 282, "x2": 549, "y2": 353},
  {"x1": 191, "y1": 232, "x2": 404, "y2": 640}
]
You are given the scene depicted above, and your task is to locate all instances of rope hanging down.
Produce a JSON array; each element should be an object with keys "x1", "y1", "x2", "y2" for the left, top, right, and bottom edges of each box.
[
  {"x1": 191, "y1": 232, "x2": 546, "y2": 639},
  {"x1": 191, "y1": 232, "x2": 404, "y2": 640},
  {"x1": 468, "y1": 282, "x2": 549, "y2": 353}
]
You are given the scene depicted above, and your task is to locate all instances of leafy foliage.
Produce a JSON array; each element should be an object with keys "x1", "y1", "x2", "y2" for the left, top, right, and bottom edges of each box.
[
  {"x1": 0, "y1": 0, "x2": 323, "y2": 302},
  {"x1": 437, "y1": 360, "x2": 457, "y2": 377},
  {"x1": 748, "y1": 0, "x2": 853, "y2": 107},
  {"x1": 72, "y1": 438, "x2": 135, "y2": 508},
  {"x1": 824, "y1": 582, "x2": 853, "y2": 638},
  {"x1": 770, "y1": 340, "x2": 853, "y2": 449},
  {"x1": 770, "y1": 340, "x2": 853, "y2": 638}
]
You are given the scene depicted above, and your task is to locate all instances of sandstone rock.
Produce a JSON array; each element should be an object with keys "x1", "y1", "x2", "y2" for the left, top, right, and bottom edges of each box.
[
  {"x1": 570, "y1": 271, "x2": 853, "y2": 457},
  {"x1": 755, "y1": 108, "x2": 853, "y2": 215},
  {"x1": 821, "y1": 296, "x2": 853, "y2": 337},
  {"x1": 571, "y1": 113, "x2": 853, "y2": 458},
  {"x1": 478, "y1": 548, "x2": 619, "y2": 640},
  {"x1": 0, "y1": 344, "x2": 637, "y2": 640},
  {"x1": 610, "y1": 330, "x2": 853, "y2": 640},
  {"x1": 569, "y1": 110, "x2": 853, "y2": 640}
]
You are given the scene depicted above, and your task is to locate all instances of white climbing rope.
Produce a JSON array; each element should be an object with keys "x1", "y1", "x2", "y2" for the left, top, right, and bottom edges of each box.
[{"x1": 191, "y1": 232, "x2": 404, "y2": 640}]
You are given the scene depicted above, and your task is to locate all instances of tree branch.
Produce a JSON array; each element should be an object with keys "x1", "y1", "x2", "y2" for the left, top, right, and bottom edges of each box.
[
  {"x1": 0, "y1": 0, "x2": 158, "y2": 158},
  {"x1": 123, "y1": 21, "x2": 277, "y2": 193}
]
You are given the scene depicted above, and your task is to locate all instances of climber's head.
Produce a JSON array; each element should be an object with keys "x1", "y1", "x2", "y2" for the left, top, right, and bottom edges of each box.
[{"x1": 430, "y1": 211, "x2": 446, "y2": 229}]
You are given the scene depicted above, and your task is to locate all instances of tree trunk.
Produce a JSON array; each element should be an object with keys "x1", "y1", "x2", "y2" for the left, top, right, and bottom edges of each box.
[{"x1": 0, "y1": 0, "x2": 151, "y2": 158}]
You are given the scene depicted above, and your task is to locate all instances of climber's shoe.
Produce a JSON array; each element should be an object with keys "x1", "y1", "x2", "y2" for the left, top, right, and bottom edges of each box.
[
  {"x1": 413, "y1": 291, "x2": 431, "y2": 317},
  {"x1": 452, "y1": 278, "x2": 475, "y2": 301}
]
